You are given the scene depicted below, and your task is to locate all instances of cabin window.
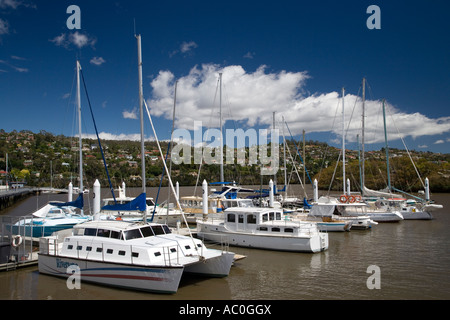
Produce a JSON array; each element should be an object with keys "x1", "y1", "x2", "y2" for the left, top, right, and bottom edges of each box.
[
  {"x1": 96, "y1": 248, "x2": 102, "y2": 253},
  {"x1": 154, "y1": 252, "x2": 161, "y2": 257},
  {"x1": 84, "y1": 228, "x2": 97, "y2": 236},
  {"x1": 110, "y1": 231, "x2": 121, "y2": 239},
  {"x1": 197, "y1": 244, "x2": 202, "y2": 248},
  {"x1": 152, "y1": 225, "x2": 165, "y2": 235},
  {"x1": 97, "y1": 229, "x2": 111, "y2": 238},
  {"x1": 262, "y1": 214, "x2": 268, "y2": 222},
  {"x1": 67, "y1": 245, "x2": 73, "y2": 250},
  {"x1": 106, "y1": 249, "x2": 113, "y2": 254},
  {"x1": 247, "y1": 214, "x2": 257, "y2": 224},
  {"x1": 76, "y1": 245, "x2": 82, "y2": 250},
  {"x1": 74, "y1": 229, "x2": 84, "y2": 236},
  {"x1": 269, "y1": 212, "x2": 275, "y2": 221},
  {"x1": 118, "y1": 250, "x2": 126, "y2": 256},
  {"x1": 284, "y1": 228, "x2": 294, "y2": 233},
  {"x1": 86, "y1": 246, "x2": 92, "y2": 251},
  {"x1": 276, "y1": 212, "x2": 281, "y2": 220},
  {"x1": 185, "y1": 245, "x2": 191, "y2": 250},
  {"x1": 124, "y1": 229, "x2": 142, "y2": 240},
  {"x1": 170, "y1": 248, "x2": 177, "y2": 253},
  {"x1": 227, "y1": 213, "x2": 236, "y2": 223},
  {"x1": 258, "y1": 227, "x2": 268, "y2": 231},
  {"x1": 272, "y1": 227, "x2": 280, "y2": 232},
  {"x1": 238, "y1": 214, "x2": 244, "y2": 223},
  {"x1": 141, "y1": 226, "x2": 154, "y2": 237},
  {"x1": 132, "y1": 252, "x2": 139, "y2": 258},
  {"x1": 162, "y1": 225, "x2": 171, "y2": 234}
]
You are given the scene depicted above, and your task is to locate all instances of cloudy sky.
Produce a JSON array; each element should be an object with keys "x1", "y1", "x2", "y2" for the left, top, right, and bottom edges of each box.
[{"x1": 1, "y1": 0, "x2": 449, "y2": 153}]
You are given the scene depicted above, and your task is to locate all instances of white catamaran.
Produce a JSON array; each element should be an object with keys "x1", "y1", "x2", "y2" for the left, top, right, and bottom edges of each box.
[{"x1": 39, "y1": 36, "x2": 234, "y2": 293}]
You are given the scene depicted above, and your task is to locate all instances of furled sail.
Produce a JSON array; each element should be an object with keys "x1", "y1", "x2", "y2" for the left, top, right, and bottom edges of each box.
[
  {"x1": 362, "y1": 186, "x2": 400, "y2": 198},
  {"x1": 50, "y1": 193, "x2": 84, "y2": 209},
  {"x1": 101, "y1": 193, "x2": 147, "y2": 212}
]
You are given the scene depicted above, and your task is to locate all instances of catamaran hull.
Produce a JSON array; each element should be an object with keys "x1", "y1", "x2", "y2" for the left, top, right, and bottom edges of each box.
[
  {"x1": 366, "y1": 212, "x2": 403, "y2": 222},
  {"x1": 38, "y1": 254, "x2": 184, "y2": 294},
  {"x1": 184, "y1": 251, "x2": 235, "y2": 277},
  {"x1": 400, "y1": 210, "x2": 433, "y2": 220}
]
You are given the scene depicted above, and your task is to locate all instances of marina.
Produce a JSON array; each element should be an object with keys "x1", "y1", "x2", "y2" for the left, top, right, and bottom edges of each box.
[{"x1": 0, "y1": 188, "x2": 449, "y2": 300}]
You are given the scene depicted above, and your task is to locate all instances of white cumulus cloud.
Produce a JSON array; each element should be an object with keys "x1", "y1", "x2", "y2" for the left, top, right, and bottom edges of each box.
[
  {"x1": 90, "y1": 57, "x2": 106, "y2": 66},
  {"x1": 122, "y1": 108, "x2": 138, "y2": 120},
  {"x1": 50, "y1": 31, "x2": 96, "y2": 49},
  {"x1": 146, "y1": 63, "x2": 450, "y2": 146}
]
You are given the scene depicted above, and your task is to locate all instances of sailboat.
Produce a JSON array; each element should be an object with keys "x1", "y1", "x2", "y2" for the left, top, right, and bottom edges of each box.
[
  {"x1": 304, "y1": 88, "x2": 376, "y2": 230},
  {"x1": 354, "y1": 78, "x2": 404, "y2": 222},
  {"x1": 11, "y1": 61, "x2": 91, "y2": 238},
  {"x1": 367, "y1": 99, "x2": 441, "y2": 220},
  {"x1": 39, "y1": 36, "x2": 234, "y2": 293}
]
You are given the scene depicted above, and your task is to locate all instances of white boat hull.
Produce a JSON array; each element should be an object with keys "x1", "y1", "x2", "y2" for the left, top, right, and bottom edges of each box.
[
  {"x1": 366, "y1": 211, "x2": 404, "y2": 222},
  {"x1": 184, "y1": 251, "x2": 235, "y2": 277},
  {"x1": 400, "y1": 210, "x2": 433, "y2": 220},
  {"x1": 197, "y1": 222, "x2": 328, "y2": 253},
  {"x1": 38, "y1": 254, "x2": 184, "y2": 294}
]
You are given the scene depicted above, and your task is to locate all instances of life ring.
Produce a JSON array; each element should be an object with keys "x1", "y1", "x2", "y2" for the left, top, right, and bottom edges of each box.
[
  {"x1": 348, "y1": 195, "x2": 356, "y2": 203},
  {"x1": 12, "y1": 235, "x2": 23, "y2": 247},
  {"x1": 355, "y1": 195, "x2": 362, "y2": 202},
  {"x1": 339, "y1": 195, "x2": 348, "y2": 203}
]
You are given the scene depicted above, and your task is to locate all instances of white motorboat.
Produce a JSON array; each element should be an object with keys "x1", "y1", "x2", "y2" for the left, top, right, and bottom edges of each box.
[
  {"x1": 39, "y1": 220, "x2": 234, "y2": 294},
  {"x1": 10, "y1": 194, "x2": 90, "y2": 237},
  {"x1": 197, "y1": 207, "x2": 329, "y2": 253}
]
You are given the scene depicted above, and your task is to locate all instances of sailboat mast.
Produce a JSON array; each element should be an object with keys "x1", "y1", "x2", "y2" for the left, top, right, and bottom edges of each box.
[
  {"x1": 361, "y1": 78, "x2": 366, "y2": 194},
  {"x1": 167, "y1": 80, "x2": 178, "y2": 215},
  {"x1": 219, "y1": 72, "x2": 224, "y2": 185},
  {"x1": 342, "y1": 87, "x2": 346, "y2": 195},
  {"x1": 136, "y1": 34, "x2": 146, "y2": 195},
  {"x1": 382, "y1": 99, "x2": 392, "y2": 191},
  {"x1": 76, "y1": 61, "x2": 83, "y2": 198}
]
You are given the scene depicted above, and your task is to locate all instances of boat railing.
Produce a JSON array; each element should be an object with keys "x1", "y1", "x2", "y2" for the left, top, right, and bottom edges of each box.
[{"x1": 196, "y1": 232, "x2": 230, "y2": 252}]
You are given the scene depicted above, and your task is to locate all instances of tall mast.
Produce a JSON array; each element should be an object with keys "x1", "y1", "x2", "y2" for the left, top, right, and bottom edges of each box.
[
  {"x1": 76, "y1": 61, "x2": 83, "y2": 198},
  {"x1": 136, "y1": 34, "x2": 146, "y2": 195},
  {"x1": 342, "y1": 87, "x2": 346, "y2": 195},
  {"x1": 382, "y1": 99, "x2": 392, "y2": 191},
  {"x1": 167, "y1": 80, "x2": 178, "y2": 215},
  {"x1": 219, "y1": 72, "x2": 224, "y2": 185},
  {"x1": 273, "y1": 111, "x2": 277, "y2": 189},
  {"x1": 361, "y1": 78, "x2": 366, "y2": 194}
]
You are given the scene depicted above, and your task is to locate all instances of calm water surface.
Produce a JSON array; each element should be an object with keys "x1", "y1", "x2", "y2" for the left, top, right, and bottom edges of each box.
[{"x1": 1, "y1": 187, "x2": 449, "y2": 300}]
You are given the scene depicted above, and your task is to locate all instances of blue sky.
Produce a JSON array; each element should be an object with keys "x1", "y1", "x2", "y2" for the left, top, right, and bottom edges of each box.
[{"x1": 1, "y1": 0, "x2": 449, "y2": 153}]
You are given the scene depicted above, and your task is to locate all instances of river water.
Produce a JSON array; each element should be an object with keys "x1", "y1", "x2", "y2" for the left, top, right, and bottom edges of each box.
[{"x1": 0, "y1": 186, "x2": 449, "y2": 300}]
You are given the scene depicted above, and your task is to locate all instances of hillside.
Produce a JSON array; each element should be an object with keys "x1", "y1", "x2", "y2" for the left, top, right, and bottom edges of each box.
[{"x1": 1, "y1": 129, "x2": 449, "y2": 193}]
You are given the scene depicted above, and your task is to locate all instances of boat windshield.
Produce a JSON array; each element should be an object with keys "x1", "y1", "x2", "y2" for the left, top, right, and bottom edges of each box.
[
  {"x1": 78, "y1": 224, "x2": 171, "y2": 240},
  {"x1": 123, "y1": 225, "x2": 171, "y2": 240}
]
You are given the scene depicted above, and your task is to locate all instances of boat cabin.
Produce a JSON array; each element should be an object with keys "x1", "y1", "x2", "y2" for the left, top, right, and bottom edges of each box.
[
  {"x1": 223, "y1": 208, "x2": 301, "y2": 234},
  {"x1": 44, "y1": 221, "x2": 205, "y2": 266},
  {"x1": 180, "y1": 196, "x2": 254, "y2": 214}
]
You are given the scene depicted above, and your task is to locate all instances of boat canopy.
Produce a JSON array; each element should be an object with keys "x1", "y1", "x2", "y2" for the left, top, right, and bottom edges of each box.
[{"x1": 101, "y1": 193, "x2": 147, "y2": 212}]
